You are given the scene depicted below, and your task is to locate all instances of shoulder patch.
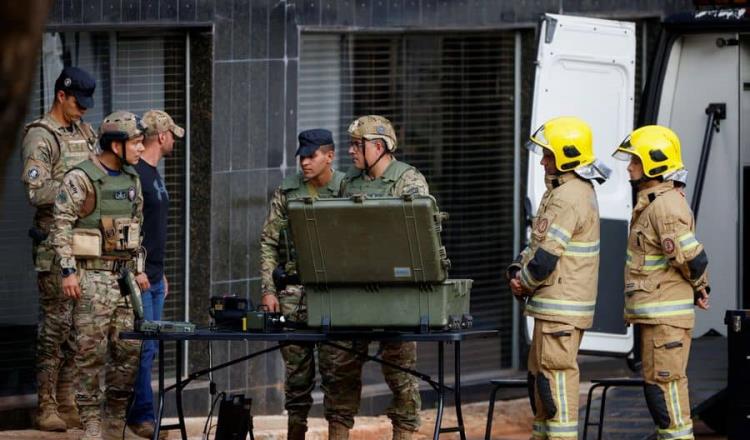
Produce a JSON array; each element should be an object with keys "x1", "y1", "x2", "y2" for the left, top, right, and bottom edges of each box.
[
  {"x1": 536, "y1": 217, "x2": 549, "y2": 234},
  {"x1": 27, "y1": 168, "x2": 40, "y2": 180},
  {"x1": 662, "y1": 238, "x2": 676, "y2": 255},
  {"x1": 128, "y1": 186, "x2": 137, "y2": 201},
  {"x1": 67, "y1": 180, "x2": 80, "y2": 196}
]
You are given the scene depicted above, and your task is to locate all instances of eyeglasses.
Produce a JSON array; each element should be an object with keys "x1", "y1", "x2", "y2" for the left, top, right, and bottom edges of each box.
[{"x1": 349, "y1": 139, "x2": 365, "y2": 149}]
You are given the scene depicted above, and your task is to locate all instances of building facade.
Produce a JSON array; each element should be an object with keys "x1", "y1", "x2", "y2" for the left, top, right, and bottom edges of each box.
[{"x1": 0, "y1": 0, "x2": 693, "y2": 418}]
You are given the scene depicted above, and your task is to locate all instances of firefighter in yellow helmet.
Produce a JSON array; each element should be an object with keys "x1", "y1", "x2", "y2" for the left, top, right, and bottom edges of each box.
[
  {"x1": 613, "y1": 125, "x2": 709, "y2": 440},
  {"x1": 507, "y1": 116, "x2": 610, "y2": 439}
]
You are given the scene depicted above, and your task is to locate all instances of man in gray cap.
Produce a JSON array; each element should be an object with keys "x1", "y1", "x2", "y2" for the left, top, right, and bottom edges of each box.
[
  {"x1": 126, "y1": 110, "x2": 183, "y2": 439},
  {"x1": 259, "y1": 129, "x2": 345, "y2": 440},
  {"x1": 21, "y1": 66, "x2": 97, "y2": 432}
]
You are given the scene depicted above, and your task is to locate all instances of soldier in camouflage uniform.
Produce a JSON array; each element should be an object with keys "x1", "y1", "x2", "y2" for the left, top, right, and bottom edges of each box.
[
  {"x1": 324, "y1": 115, "x2": 429, "y2": 440},
  {"x1": 260, "y1": 129, "x2": 345, "y2": 440},
  {"x1": 21, "y1": 66, "x2": 97, "y2": 432},
  {"x1": 51, "y1": 111, "x2": 146, "y2": 440}
]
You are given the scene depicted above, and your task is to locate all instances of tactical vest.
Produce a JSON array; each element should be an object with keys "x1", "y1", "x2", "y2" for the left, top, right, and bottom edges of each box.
[
  {"x1": 343, "y1": 160, "x2": 414, "y2": 197},
  {"x1": 522, "y1": 174, "x2": 601, "y2": 329},
  {"x1": 24, "y1": 116, "x2": 97, "y2": 272},
  {"x1": 25, "y1": 116, "x2": 97, "y2": 174},
  {"x1": 73, "y1": 160, "x2": 141, "y2": 260},
  {"x1": 624, "y1": 182, "x2": 696, "y2": 329},
  {"x1": 279, "y1": 170, "x2": 345, "y2": 271}
]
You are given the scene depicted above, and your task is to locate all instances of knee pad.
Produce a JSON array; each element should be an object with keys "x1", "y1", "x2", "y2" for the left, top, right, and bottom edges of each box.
[
  {"x1": 536, "y1": 373, "x2": 556, "y2": 419},
  {"x1": 644, "y1": 383, "x2": 671, "y2": 429},
  {"x1": 527, "y1": 372, "x2": 537, "y2": 415}
]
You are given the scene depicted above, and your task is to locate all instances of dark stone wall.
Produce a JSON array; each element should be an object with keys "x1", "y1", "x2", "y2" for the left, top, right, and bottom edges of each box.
[{"x1": 45, "y1": 0, "x2": 694, "y2": 416}]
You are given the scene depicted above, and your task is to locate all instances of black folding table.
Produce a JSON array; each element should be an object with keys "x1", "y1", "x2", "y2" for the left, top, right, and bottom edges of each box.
[{"x1": 121, "y1": 328, "x2": 498, "y2": 440}]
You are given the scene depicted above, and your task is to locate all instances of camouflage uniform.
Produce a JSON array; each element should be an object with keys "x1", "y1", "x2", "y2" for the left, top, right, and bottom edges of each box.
[
  {"x1": 51, "y1": 150, "x2": 143, "y2": 428},
  {"x1": 260, "y1": 170, "x2": 345, "y2": 436},
  {"x1": 21, "y1": 113, "x2": 97, "y2": 426},
  {"x1": 330, "y1": 157, "x2": 429, "y2": 433}
]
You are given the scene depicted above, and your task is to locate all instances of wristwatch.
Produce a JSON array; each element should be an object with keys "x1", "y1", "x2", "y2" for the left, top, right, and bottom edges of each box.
[{"x1": 61, "y1": 267, "x2": 77, "y2": 278}]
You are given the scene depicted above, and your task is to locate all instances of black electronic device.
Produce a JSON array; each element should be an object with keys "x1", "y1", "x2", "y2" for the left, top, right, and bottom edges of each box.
[
  {"x1": 210, "y1": 296, "x2": 250, "y2": 330},
  {"x1": 242, "y1": 310, "x2": 286, "y2": 333},
  {"x1": 214, "y1": 394, "x2": 253, "y2": 440}
]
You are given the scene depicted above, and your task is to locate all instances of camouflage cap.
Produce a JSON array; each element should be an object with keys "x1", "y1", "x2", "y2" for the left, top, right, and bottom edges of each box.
[
  {"x1": 99, "y1": 111, "x2": 145, "y2": 140},
  {"x1": 142, "y1": 109, "x2": 185, "y2": 138},
  {"x1": 347, "y1": 115, "x2": 398, "y2": 152}
]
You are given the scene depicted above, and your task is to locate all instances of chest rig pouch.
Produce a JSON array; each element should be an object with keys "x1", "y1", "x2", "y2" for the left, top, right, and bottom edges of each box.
[{"x1": 101, "y1": 217, "x2": 141, "y2": 252}]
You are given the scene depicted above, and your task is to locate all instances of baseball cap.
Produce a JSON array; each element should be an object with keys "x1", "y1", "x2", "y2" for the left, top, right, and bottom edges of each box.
[
  {"x1": 142, "y1": 109, "x2": 185, "y2": 138},
  {"x1": 296, "y1": 129, "x2": 335, "y2": 157},
  {"x1": 54, "y1": 66, "x2": 96, "y2": 109}
]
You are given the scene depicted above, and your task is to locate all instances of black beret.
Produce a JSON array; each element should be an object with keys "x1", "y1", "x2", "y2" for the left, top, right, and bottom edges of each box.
[{"x1": 296, "y1": 129, "x2": 335, "y2": 157}]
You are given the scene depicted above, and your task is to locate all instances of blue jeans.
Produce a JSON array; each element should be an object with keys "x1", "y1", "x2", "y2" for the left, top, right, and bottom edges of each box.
[{"x1": 127, "y1": 279, "x2": 165, "y2": 424}]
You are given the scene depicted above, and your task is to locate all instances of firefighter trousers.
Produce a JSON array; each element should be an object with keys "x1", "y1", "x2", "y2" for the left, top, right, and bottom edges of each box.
[
  {"x1": 640, "y1": 324, "x2": 694, "y2": 440},
  {"x1": 527, "y1": 319, "x2": 583, "y2": 439}
]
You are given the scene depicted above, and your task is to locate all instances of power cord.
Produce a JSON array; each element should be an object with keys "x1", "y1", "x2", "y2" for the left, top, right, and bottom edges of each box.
[{"x1": 202, "y1": 391, "x2": 226, "y2": 440}]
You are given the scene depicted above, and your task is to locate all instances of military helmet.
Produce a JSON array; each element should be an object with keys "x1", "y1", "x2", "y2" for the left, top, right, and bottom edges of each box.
[
  {"x1": 348, "y1": 115, "x2": 398, "y2": 152},
  {"x1": 99, "y1": 111, "x2": 146, "y2": 142},
  {"x1": 527, "y1": 116, "x2": 596, "y2": 172},
  {"x1": 613, "y1": 125, "x2": 684, "y2": 178}
]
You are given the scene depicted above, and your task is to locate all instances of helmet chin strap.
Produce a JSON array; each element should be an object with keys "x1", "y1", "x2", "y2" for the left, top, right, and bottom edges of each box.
[
  {"x1": 115, "y1": 140, "x2": 128, "y2": 165},
  {"x1": 363, "y1": 140, "x2": 388, "y2": 176}
]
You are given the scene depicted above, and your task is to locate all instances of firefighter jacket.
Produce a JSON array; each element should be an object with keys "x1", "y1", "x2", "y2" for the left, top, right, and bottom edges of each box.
[
  {"x1": 510, "y1": 172, "x2": 601, "y2": 329},
  {"x1": 624, "y1": 180, "x2": 709, "y2": 329}
]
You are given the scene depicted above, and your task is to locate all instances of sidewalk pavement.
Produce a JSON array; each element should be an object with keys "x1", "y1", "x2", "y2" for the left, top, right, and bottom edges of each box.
[
  {"x1": 0, "y1": 391, "x2": 726, "y2": 439},
  {"x1": 0, "y1": 398, "x2": 532, "y2": 440}
]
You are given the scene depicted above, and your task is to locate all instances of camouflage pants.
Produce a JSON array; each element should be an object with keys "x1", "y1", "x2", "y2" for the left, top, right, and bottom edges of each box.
[
  {"x1": 73, "y1": 268, "x2": 140, "y2": 423},
  {"x1": 279, "y1": 285, "x2": 346, "y2": 429},
  {"x1": 36, "y1": 269, "x2": 77, "y2": 409},
  {"x1": 320, "y1": 340, "x2": 421, "y2": 431}
]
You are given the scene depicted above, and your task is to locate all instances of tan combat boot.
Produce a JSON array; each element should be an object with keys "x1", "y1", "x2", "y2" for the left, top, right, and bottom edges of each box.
[
  {"x1": 328, "y1": 421, "x2": 350, "y2": 440},
  {"x1": 128, "y1": 421, "x2": 168, "y2": 439},
  {"x1": 102, "y1": 417, "x2": 143, "y2": 440},
  {"x1": 288, "y1": 422, "x2": 307, "y2": 440},
  {"x1": 36, "y1": 371, "x2": 66, "y2": 432},
  {"x1": 81, "y1": 419, "x2": 103, "y2": 440},
  {"x1": 56, "y1": 378, "x2": 81, "y2": 429},
  {"x1": 392, "y1": 427, "x2": 415, "y2": 440}
]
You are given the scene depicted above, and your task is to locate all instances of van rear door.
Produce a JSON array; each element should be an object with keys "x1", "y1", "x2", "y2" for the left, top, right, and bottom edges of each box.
[{"x1": 526, "y1": 13, "x2": 636, "y2": 355}]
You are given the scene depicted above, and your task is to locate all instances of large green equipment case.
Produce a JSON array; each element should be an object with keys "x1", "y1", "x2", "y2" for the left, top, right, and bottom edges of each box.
[
  {"x1": 287, "y1": 194, "x2": 450, "y2": 284},
  {"x1": 287, "y1": 195, "x2": 472, "y2": 331}
]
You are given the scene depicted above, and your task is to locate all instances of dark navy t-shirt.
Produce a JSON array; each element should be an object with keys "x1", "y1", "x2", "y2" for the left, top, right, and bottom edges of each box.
[{"x1": 135, "y1": 160, "x2": 169, "y2": 284}]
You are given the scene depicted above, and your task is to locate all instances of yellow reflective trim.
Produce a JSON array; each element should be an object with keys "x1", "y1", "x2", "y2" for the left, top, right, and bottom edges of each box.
[
  {"x1": 630, "y1": 299, "x2": 694, "y2": 308},
  {"x1": 625, "y1": 299, "x2": 695, "y2": 319},
  {"x1": 521, "y1": 266, "x2": 542, "y2": 289},
  {"x1": 530, "y1": 297, "x2": 596, "y2": 306},
  {"x1": 550, "y1": 223, "x2": 572, "y2": 239},
  {"x1": 549, "y1": 234, "x2": 569, "y2": 248},
  {"x1": 682, "y1": 241, "x2": 699, "y2": 251},
  {"x1": 670, "y1": 381, "x2": 685, "y2": 427},
  {"x1": 563, "y1": 240, "x2": 600, "y2": 257},
  {"x1": 677, "y1": 232, "x2": 694, "y2": 241},
  {"x1": 557, "y1": 371, "x2": 568, "y2": 423}
]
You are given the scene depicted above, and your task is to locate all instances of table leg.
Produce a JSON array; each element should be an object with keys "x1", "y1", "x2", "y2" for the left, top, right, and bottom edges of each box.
[
  {"x1": 154, "y1": 340, "x2": 165, "y2": 440},
  {"x1": 176, "y1": 340, "x2": 187, "y2": 440},
  {"x1": 433, "y1": 341, "x2": 445, "y2": 440},
  {"x1": 454, "y1": 341, "x2": 465, "y2": 440}
]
